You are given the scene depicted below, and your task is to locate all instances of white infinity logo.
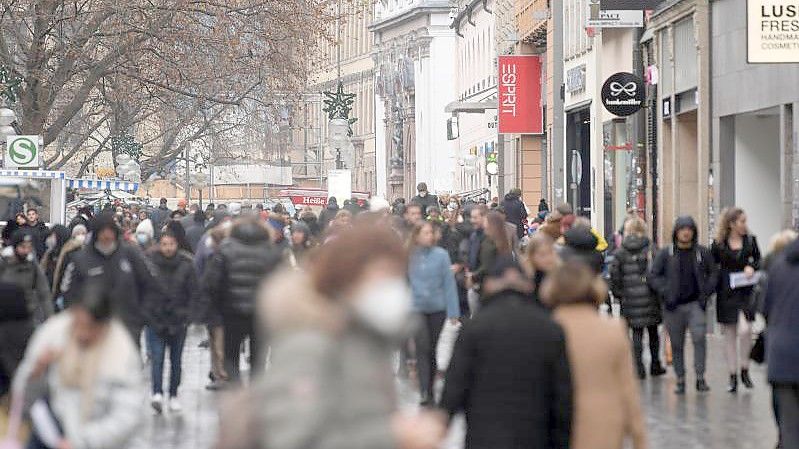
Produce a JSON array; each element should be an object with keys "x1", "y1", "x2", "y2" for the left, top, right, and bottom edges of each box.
[{"x1": 609, "y1": 81, "x2": 637, "y2": 97}]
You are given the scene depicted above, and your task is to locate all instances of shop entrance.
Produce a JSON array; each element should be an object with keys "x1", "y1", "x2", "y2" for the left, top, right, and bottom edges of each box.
[
  {"x1": 566, "y1": 108, "x2": 592, "y2": 217},
  {"x1": 733, "y1": 108, "x2": 781, "y2": 243}
]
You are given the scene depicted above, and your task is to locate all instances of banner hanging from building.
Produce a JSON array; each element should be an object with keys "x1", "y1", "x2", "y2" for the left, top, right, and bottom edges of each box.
[
  {"x1": 747, "y1": 0, "x2": 799, "y2": 63},
  {"x1": 497, "y1": 55, "x2": 543, "y2": 135}
]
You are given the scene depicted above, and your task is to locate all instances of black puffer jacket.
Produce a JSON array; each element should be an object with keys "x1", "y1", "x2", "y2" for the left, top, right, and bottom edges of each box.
[
  {"x1": 146, "y1": 250, "x2": 199, "y2": 337},
  {"x1": 206, "y1": 221, "x2": 283, "y2": 317},
  {"x1": 610, "y1": 235, "x2": 661, "y2": 328}
]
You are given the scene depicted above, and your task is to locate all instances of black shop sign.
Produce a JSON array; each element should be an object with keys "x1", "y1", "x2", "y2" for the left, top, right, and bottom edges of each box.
[{"x1": 601, "y1": 72, "x2": 645, "y2": 117}]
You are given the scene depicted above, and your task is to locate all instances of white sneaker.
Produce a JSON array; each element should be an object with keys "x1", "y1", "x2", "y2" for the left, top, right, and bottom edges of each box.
[
  {"x1": 150, "y1": 393, "x2": 163, "y2": 414},
  {"x1": 168, "y1": 397, "x2": 182, "y2": 413}
]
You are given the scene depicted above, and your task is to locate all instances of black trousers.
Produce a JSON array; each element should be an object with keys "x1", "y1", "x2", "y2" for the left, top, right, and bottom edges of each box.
[
  {"x1": 775, "y1": 384, "x2": 799, "y2": 449},
  {"x1": 631, "y1": 324, "x2": 661, "y2": 368},
  {"x1": 222, "y1": 314, "x2": 263, "y2": 382},
  {"x1": 413, "y1": 311, "x2": 446, "y2": 404}
]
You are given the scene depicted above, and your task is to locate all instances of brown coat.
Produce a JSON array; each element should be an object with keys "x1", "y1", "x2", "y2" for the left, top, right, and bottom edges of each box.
[{"x1": 554, "y1": 305, "x2": 647, "y2": 449}]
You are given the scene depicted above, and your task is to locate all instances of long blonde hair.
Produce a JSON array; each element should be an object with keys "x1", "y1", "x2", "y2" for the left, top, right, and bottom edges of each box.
[{"x1": 716, "y1": 207, "x2": 746, "y2": 244}]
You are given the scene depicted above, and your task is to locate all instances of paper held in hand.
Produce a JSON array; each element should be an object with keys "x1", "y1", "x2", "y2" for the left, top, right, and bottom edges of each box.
[{"x1": 729, "y1": 271, "x2": 762, "y2": 290}]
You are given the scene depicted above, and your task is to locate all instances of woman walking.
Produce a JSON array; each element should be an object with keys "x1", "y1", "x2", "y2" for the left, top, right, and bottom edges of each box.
[
  {"x1": 470, "y1": 211, "x2": 513, "y2": 287},
  {"x1": 145, "y1": 231, "x2": 199, "y2": 413},
  {"x1": 12, "y1": 286, "x2": 143, "y2": 449},
  {"x1": 525, "y1": 233, "x2": 559, "y2": 306},
  {"x1": 215, "y1": 223, "x2": 446, "y2": 449},
  {"x1": 711, "y1": 207, "x2": 761, "y2": 393},
  {"x1": 544, "y1": 261, "x2": 647, "y2": 449},
  {"x1": 610, "y1": 217, "x2": 666, "y2": 379},
  {"x1": 408, "y1": 221, "x2": 460, "y2": 406}
]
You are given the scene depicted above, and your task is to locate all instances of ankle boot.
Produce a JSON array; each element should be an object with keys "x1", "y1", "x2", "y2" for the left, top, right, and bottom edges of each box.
[
  {"x1": 741, "y1": 369, "x2": 754, "y2": 389},
  {"x1": 675, "y1": 379, "x2": 686, "y2": 395},
  {"x1": 697, "y1": 378, "x2": 711, "y2": 392},
  {"x1": 636, "y1": 362, "x2": 646, "y2": 379},
  {"x1": 727, "y1": 374, "x2": 738, "y2": 393},
  {"x1": 650, "y1": 361, "x2": 667, "y2": 377}
]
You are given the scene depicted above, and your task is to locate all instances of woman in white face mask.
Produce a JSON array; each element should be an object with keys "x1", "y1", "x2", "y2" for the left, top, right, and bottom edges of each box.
[
  {"x1": 51, "y1": 225, "x2": 88, "y2": 311},
  {"x1": 215, "y1": 221, "x2": 447, "y2": 449}
]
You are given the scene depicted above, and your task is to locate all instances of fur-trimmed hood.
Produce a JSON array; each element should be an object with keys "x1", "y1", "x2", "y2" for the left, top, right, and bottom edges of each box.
[{"x1": 258, "y1": 269, "x2": 344, "y2": 336}]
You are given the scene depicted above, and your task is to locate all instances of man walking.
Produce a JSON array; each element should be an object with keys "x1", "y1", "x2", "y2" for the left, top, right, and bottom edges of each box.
[
  {"x1": 412, "y1": 182, "x2": 439, "y2": 216},
  {"x1": 501, "y1": 188, "x2": 528, "y2": 239},
  {"x1": 205, "y1": 216, "x2": 282, "y2": 382},
  {"x1": 649, "y1": 216, "x2": 718, "y2": 394},
  {"x1": 442, "y1": 257, "x2": 572, "y2": 448}
]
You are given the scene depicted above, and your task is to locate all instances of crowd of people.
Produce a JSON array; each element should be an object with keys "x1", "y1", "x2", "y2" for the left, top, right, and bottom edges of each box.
[{"x1": 0, "y1": 182, "x2": 797, "y2": 449}]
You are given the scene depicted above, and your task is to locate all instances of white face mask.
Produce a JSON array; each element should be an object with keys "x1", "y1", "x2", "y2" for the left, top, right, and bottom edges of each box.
[
  {"x1": 74, "y1": 234, "x2": 86, "y2": 244},
  {"x1": 352, "y1": 278, "x2": 412, "y2": 338},
  {"x1": 95, "y1": 241, "x2": 118, "y2": 256}
]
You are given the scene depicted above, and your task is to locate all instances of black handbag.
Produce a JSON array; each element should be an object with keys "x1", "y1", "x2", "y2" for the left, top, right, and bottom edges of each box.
[{"x1": 750, "y1": 331, "x2": 766, "y2": 364}]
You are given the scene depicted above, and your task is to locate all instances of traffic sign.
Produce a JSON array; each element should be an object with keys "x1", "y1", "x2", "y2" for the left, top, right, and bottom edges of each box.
[{"x1": 5, "y1": 135, "x2": 41, "y2": 168}]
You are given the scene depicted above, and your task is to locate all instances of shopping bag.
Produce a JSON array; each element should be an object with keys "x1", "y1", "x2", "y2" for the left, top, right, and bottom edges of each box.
[
  {"x1": 750, "y1": 332, "x2": 766, "y2": 364},
  {"x1": 436, "y1": 320, "x2": 461, "y2": 372}
]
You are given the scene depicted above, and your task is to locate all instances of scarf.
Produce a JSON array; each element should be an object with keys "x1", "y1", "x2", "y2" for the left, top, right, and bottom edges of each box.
[{"x1": 58, "y1": 325, "x2": 111, "y2": 422}]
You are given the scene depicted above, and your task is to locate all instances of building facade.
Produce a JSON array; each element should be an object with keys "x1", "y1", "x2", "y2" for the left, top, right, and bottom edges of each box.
[
  {"x1": 448, "y1": 0, "x2": 497, "y2": 194},
  {"x1": 293, "y1": 5, "x2": 377, "y2": 194},
  {"x1": 372, "y1": 0, "x2": 458, "y2": 200},
  {"x1": 645, "y1": 0, "x2": 712, "y2": 244},
  {"x1": 711, "y1": 0, "x2": 799, "y2": 242}
]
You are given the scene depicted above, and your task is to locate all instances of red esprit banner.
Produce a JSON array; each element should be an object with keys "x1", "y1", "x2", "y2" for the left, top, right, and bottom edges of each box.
[{"x1": 498, "y1": 55, "x2": 543, "y2": 135}]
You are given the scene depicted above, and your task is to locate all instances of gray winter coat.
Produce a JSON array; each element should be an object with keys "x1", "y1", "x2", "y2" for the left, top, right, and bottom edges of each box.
[
  {"x1": 216, "y1": 271, "x2": 398, "y2": 449},
  {"x1": 610, "y1": 235, "x2": 661, "y2": 328}
]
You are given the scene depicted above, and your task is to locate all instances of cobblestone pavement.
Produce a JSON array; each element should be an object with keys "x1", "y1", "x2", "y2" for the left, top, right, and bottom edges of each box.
[{"x1": 129, "y1": 326, "x2": 778, "y2": 449}]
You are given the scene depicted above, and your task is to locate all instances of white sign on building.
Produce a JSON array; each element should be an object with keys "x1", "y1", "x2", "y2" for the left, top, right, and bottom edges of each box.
[
  {"x1": 587, "y1": 0, "x2": 644, "y2": 27},
  {"x1": 747, "y1": 0, "x2": 799, "y2": 63},
  {"x1": 327, "y1": 169, "x2": 352, "y2": 206}
]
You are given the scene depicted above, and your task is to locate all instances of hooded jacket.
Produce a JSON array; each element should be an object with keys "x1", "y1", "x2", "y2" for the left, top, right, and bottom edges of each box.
[
  {"x1": 215, "y1": 271, "x2": 399, "y2": 449},
  {"x1": 318, "y1": 200, "x2": 339, "y2": 232},
  {"x1": 40, "y1": 224, "x2": 71, "y2": 286},
  {"x1": 501, "y1": 193, "x2": 528, "y2": 239},
  {"x1": 764, "y1": 239, "x2": 799, "y2": 383},
  {"x1": 205, "y1": 220, "x2": 283, "y2": 317},
  {"x1": 60, "y1": 215, "x2": 159, "y2": 332},
  {"x1": 648, "y1": 216, "x2": 718, "y2": 311},
  {"x1": 560, "y1": 226, "x2": 604, "y2": 275},
  {"x1": 610, "y1": 235, "x2": 661, "y2": 328}
]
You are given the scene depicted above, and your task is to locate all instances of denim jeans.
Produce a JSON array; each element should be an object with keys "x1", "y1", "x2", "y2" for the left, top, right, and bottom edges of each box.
[{"x1": 146, "y1": 327, "x2": 187, "y2": 397}]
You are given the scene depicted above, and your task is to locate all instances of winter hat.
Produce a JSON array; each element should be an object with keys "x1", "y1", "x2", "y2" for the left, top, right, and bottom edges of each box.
[
  {"x1": 228, "y1": 202, "x2": 242, "y2": 216},
  {"x1": 135, "y1": 219, "x2": 155, "y2": 241},
  {"x1": 369, "y1": 197, "x2": 391, "y2": 212},
  {"x1": 72, "y1": 224, "x2": 88, "y2": 237},
  {"x1": 10, "y1": 229, "x2": 33, "y2": 248},
  {"x1": 291, "y1": 221, "x2": 311, "y2": 236}
]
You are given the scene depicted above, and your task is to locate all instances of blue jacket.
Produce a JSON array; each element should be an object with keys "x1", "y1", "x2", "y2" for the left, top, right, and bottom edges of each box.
[
  {"x1": 409, "y1": 247, "x2": 461, "y2": 318},
  {"x1": 764, "y1": 239, "x2": 799, "y2": 383}
]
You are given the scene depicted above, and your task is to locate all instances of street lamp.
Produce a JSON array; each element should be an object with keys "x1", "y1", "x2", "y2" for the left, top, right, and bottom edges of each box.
[{"x1": 0, "y1": 107, "x2": 16, "y2": 144}]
